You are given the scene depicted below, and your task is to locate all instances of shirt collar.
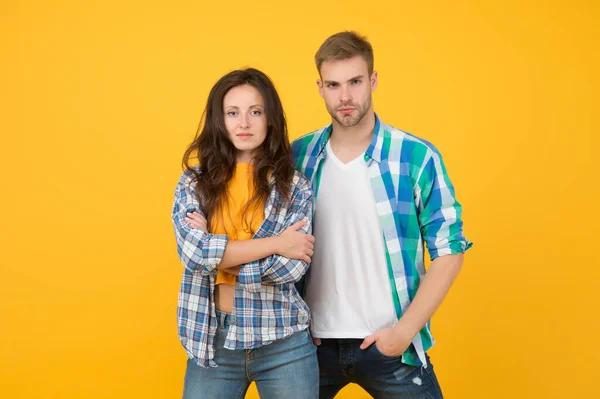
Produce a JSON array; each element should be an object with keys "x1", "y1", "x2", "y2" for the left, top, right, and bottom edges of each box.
[{"x1": 315, "y1": 113, "x2": 384, "y2": 163}]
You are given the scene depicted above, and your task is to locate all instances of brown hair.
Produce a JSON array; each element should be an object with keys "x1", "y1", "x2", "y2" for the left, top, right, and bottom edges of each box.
[
  {"x1": 315, "y1": 31, "x2": 374, "y2": 75},
  {"x1": 182, "y1": 68, "x2": 294, "y2": 232}
]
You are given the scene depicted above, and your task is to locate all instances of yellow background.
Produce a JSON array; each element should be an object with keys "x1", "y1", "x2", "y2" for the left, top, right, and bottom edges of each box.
[{"x1": 1, "y1": 0, "x2": 598, "y2": 398}]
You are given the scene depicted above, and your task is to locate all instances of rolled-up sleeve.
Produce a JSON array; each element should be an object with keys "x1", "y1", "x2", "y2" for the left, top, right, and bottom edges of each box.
[
  {"x1": 172, "y1": 170, "x2": 228, "y2": 275},
  {"x1": 416, "y1": 151, "x2": 472, "y2": 260},
  {"x1": 260, "y1": 183, "x2": 313, "y2": 285},
  {"x1": 237, "y1": 177, "x2": 314, "y2": 291}
]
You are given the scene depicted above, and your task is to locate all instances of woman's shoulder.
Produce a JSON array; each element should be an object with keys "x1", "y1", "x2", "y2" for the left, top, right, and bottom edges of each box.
[
  {"x1": 290, "y1": 170, "x2": 311, "y2": 191},
  {"x1": 285, "y1": 171, "x2": 313, "y2": 204},
  {"x1": 176, "y1": 166, "x2": 201, "y2": 188}
]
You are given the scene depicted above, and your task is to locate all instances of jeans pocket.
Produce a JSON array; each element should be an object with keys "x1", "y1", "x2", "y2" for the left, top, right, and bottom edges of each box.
[
  {"x1": 372, "y1": 342, "x2": 403, "y2": 359},
  {"x1": 298, "y1": 329, "x2": 318, "y2": 352}
]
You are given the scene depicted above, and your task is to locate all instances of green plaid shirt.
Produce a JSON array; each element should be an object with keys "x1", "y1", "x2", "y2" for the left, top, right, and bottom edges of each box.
[{"x1": 292, "y1": 114, "x2": 472, "y2": 366}]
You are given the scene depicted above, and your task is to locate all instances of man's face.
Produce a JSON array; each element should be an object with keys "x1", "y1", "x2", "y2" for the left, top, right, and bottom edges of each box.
[{"x1": 318, "y1": 56, "x2": 378, "y2": 128}]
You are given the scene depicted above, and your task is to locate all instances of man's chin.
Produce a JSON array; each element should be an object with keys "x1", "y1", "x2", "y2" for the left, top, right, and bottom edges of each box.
[{"x1": 334, "y1": 115, "x2": 360, "y2": 127}]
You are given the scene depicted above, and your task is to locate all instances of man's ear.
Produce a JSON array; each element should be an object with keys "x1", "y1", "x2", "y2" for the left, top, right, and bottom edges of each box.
[
  {"x1": 317, "y1": 79, "x2": 324, "y2": 98},
  {"x1": 371, "y1": 71, "x2": 378, "y2": 92}
]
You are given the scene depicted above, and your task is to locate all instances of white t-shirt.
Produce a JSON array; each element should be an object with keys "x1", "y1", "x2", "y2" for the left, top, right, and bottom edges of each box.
[{"x1": 305, "y1": 142, "x2": 398, "y2": 338}]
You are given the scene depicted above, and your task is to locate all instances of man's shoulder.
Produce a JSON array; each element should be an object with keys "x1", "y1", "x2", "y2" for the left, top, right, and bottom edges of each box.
[
  {"x1": 291, "y1": 126, "x2": 329, "y2": 157},
  {"x1": 381, "y1": 122, "x2": 441, "y2": 161}
]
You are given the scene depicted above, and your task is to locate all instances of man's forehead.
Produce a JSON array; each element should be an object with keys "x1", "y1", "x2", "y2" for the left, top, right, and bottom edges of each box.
[{"x1": 320, "y1": 56, "x2": 369, "y2": 80}]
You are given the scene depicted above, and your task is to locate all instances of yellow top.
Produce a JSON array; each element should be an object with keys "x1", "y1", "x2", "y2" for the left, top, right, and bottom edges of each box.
[{"x1": 212, "y1": 163, "x2": 264, "y2": 285}]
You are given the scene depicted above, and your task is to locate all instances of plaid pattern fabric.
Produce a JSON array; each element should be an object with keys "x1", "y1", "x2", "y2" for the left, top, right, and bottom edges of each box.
[
  {"x1": 292, "y1": 114, "x2": 472, "y2": 367},
  {"x1": 172, "y1": 168, "x2": 313, "y2": 368}
]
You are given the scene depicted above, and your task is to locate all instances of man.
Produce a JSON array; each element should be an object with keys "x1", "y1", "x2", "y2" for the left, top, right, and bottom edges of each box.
[{"x1": 292, "y1": 31, "x2": 472, "y2": 398}]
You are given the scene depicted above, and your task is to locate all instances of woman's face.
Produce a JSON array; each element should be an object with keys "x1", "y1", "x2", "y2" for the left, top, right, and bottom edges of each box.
[{"x1": 223, "y1": 84, "x2": 268, "y2": 163}]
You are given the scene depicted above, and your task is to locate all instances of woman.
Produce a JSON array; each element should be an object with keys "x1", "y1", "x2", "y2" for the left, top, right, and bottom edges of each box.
[{"x1": 172, "y1": 68, "x2": 318, "y2": 399}]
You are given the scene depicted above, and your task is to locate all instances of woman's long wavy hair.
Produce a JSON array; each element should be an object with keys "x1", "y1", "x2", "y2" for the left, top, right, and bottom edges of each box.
[{"x1": 182, "y1": 68, "x2": 294, "y2": 232}]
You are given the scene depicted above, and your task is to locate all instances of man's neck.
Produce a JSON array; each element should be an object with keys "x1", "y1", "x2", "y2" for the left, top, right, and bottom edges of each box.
[
  {"x1": 330, "y1": 110, "x2": 376, "y2": 149},
  {"x1": 328, "y1": 111, "x2": 376, "y2": 163}
]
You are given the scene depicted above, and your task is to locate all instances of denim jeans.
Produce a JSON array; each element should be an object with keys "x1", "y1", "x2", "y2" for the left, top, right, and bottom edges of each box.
[
  {"x1": 317, "y1": 338, "x2": 443, "y2": 399},
  {"x1": 182, "y1": 310, "x2": 319, "y2": 399}
]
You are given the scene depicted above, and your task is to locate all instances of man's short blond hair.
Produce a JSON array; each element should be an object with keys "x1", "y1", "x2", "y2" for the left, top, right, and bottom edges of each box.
[{"x1": 315, "y1": 31, "x2": 374, "y2": 75}]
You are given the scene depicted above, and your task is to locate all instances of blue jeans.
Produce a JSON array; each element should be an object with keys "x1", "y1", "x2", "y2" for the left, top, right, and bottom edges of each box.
[
  {"x1": 318, "y1": 339, "x2": 444, "y2": 399},
  {"x1": 183, "y1": 310, "x2": 319, "y2": 399}
]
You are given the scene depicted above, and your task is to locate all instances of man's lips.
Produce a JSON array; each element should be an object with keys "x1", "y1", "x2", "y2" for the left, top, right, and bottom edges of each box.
[{"x1": 338, "y1": 108, "x2": 356, "y2": 115}]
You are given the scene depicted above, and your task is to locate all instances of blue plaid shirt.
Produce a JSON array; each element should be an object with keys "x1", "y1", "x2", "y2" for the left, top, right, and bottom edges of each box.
[
  {"x1": 292, "y1": 114, "x2": 472, "y2": 367},
  {"x1": 172, "y1": 168, "x2": 313, "y2": 367}
]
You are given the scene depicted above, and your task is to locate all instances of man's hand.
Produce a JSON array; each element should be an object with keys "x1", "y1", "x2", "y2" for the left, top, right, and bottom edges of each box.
[
  {"x1": 186, "y1": 211, "x2": 208, "y2": 232},
  {"x1": 309, "y1": 324, "x2": 322, "y2": 346},
  {"x1": 276, "y1": 218, "x2": 315, "y2": 263},
  {"x1": 360, "y1": 254, "x2": 464, "y2": 357},
  {"x1": 360, "y1": 327, "x2": 412, "y2": 357}
]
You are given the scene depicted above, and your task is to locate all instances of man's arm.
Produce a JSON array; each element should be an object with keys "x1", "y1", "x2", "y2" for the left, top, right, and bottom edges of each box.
[
  {"x1": 360, "y1": 254, "x2": 463, "y2": 355},
  {"x1": 361, "y1": 149, "x2": 471, "y2": 355}
]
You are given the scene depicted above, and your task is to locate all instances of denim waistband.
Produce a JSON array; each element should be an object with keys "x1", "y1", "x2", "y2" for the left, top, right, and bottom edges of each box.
[{"x1": 215, "y1": 309, "x2": 232, "y2": 329}]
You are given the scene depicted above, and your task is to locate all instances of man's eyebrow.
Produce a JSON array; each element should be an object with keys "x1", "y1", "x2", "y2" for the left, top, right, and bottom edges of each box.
[{"x1": 323, "y1": 75, "x2": 365, "y2": 84}]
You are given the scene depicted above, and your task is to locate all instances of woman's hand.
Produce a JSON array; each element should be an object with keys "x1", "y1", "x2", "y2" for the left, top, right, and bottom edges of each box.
[
  {"x1": 276, "y1": 218, "x2": 315, "y2": 263},
  {"x1": 186, "y1": 211, "x2": 208, "y2": 232}
]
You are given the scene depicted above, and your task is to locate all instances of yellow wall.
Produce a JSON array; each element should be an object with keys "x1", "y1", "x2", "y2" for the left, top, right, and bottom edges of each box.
[{"x1": 1, "y1": 0, "x2": 598, "y2": 398}]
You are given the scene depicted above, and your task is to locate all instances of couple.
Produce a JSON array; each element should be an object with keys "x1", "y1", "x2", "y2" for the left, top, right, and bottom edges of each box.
[{"x1": 172, "y1": 31, "x2": 472, "y2": 399}]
